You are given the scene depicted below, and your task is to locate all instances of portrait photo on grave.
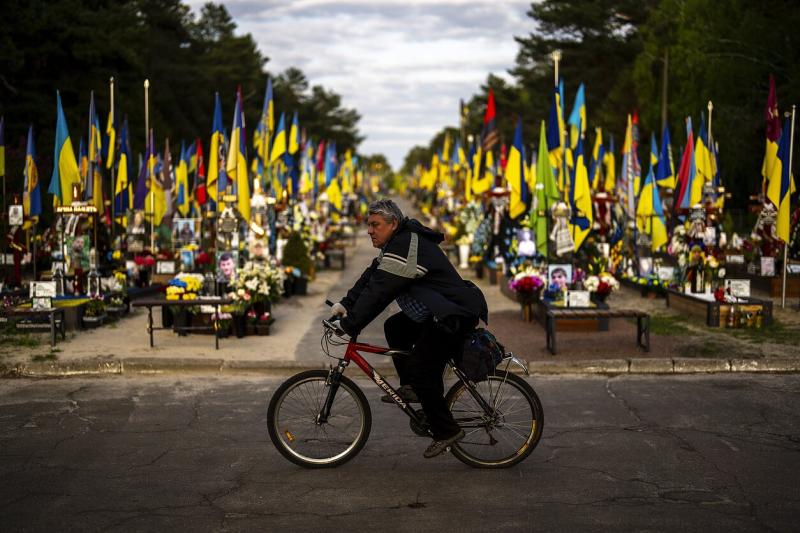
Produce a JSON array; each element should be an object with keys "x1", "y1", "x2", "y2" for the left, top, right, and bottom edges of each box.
[
  {"x1": 173, "y1": 218, "x2": 199, "y2": 244},
  {"x1": 216, "y1": 251, "x2": 238, "y2": 282},
  {"x1": 548, "y1": 264, "x2": 573, "y2": 290}
]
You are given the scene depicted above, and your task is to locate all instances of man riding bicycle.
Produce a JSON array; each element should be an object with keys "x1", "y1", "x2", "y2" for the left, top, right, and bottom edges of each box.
[{"x1": 331, "y1": 199, "x2": 488, "y2": 458}]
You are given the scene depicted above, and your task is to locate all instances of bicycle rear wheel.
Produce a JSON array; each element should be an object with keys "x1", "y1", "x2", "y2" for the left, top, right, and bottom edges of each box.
[
  {"x1": 446, "y1": 371, "x2": 543, "y2": 468},
  {"x1": 267, "y1": 370, "x2": 372, "y2": 468}
]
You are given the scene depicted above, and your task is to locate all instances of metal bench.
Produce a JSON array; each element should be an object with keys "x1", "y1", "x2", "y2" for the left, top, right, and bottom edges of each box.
[
  {"x1": 545, "y1": 308, "x2": 650, "y2": 355},
  {"x1": 132, "y1": 298, "x2": 232, "y2": 350},
  {"x1": 0, "y1": 308, "x2": 67, "y2": 348}
]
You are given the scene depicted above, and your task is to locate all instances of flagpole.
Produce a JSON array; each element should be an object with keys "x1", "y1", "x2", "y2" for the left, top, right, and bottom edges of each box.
[
  {"x1": 109, "y1": 77, "x2": 115, "y2": 242},
  {"x1": 781, "y1": 105, "x2": 796, "y2": 309},
  {"x1": 144, "y1": 79, "x2": 154, "y2": 252}
]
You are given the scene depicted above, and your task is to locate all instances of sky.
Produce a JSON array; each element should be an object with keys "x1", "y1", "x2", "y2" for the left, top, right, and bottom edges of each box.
[{"x1": 187, "y1": 0, "x2": 534, "y2": 170}]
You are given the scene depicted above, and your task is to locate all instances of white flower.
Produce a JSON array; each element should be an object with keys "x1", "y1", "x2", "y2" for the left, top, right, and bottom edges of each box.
[{"x1": 718, "y1": 268, "x2": 726, "y2": 278}]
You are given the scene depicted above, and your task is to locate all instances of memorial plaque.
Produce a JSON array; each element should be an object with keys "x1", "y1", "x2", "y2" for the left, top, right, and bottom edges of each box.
[
  {"x1": 724, "y1": 279, "x2": 750, "y2": 298},
  {"x1": 567, "y1": 290, "x2": 591, "y2": 308}
]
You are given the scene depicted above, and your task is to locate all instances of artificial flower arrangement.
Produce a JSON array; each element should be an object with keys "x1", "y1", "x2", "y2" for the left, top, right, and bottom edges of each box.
[
  {"x1": 228, "y1": 262, "x2": 284, "y2": 314},
  {"x1": 134, "y1": 254, "x2": 156, "y2": 268},
  {"x1": 508, "y1": 266, "x2": 546, "y2": 304},
  {"x1": 584, "y1": 272, "x2": 620, "y2": 300},
  {"x1": 166, "y1": 273, "x2": 204, "y2": 301}
]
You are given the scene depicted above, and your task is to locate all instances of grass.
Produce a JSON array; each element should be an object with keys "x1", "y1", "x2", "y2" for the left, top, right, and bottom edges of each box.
[
  {"x1": 726, "y1": 320, "x2": 800, "y2": 346},
  {"x1": 647, "y1": 314, "x2": 692, "y2": 336},
  {"x1": 0, "y1": 328, "x2": 42, "y2": 348},
  {"x1": 31, "y1": 352, "x2": 58, "y2": 362}
]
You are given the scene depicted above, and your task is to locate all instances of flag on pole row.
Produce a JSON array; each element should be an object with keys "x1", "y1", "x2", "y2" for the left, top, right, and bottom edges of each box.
[
  {"x1": 766, "y1": 117, "x2": 796, "y2": 243},
  {"x1": 48, "y1": 91, "x2": 81, "y2": 206},
  {"x1": 23, "y1": 125, "x2": 42, "y2": 222},
  {"x1": 506, "y1": 117, "x2": 529, "y2": 219}
]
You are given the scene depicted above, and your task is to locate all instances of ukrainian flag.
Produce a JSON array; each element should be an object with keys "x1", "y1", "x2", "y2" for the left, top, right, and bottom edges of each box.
[
  {"x1": 206, "y1": 93, "x2": 224, "y2": 209},
  {"x1": 176, "y1": 141, "x2": 190, "y2": 217},
  {"x1": 226, "y1": 88, "x2": 250, "y2": 221},
  {"x1": 767, "y1": 117, "x2": 796, "y2": 243},
  {"x1": 637, "y1": 148, "x2": 668, "y2": 252},
  {"x1": 675, "y1": 117, "x2": 697, "y2": 211},
  {"x1": 114, "y1": 119, "x2": 131, "y2": 226},
  {"x1": 569, "y1": 124, "x2": 593, "y2": 251},
  {"x1": 48, "y1": 91, "x2": 81, "y2": 206},
  {"x1": 270, "y1": 113, "x2": 286, "y2": 164},
  {"x1": 656, "y1": 124, "x2": 675, "y2": 189},
  {"x1": 589, "y1": 127, "x2": 604, "y2": 190},
  {"x1": 567, "y1": 83, "x2": 586, "y2": 149},
  {"x1": 507, "y1": 117, "x2": 529, "y2": 219},
  {"x1": 23, "y1": 125, "x2": 42, "y2": 222}
]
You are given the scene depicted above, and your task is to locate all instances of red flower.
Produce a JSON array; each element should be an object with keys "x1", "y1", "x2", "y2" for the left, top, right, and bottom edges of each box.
[{"x1": 196, "y1": 252, "x2": 212, "y2": 265}]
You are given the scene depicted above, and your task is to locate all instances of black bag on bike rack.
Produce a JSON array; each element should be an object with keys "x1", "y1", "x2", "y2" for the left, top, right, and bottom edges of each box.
[{"x1": 457, "y1": 328, "x2": 506, "y2": 383}]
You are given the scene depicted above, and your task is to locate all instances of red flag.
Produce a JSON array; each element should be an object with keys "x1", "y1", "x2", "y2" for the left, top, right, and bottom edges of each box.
[
  {"x1": 481, "y1": 89, "x2": 499, "y2": 151},
  {"x1": 765, "y1": 74, "x2": 781, "y2": 143},
  {"x1": 194, "y1": 138, "x2": 207, "y2": 205},
  {"x1": 316, "y1": 140, "x2": 326, "y2": 172}
]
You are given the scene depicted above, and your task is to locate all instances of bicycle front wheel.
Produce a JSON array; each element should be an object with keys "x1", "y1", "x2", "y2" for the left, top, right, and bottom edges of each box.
[
  {"x1": 267, "y1": 370, "x2": 372, "y2": 468},
  {"x1": 446, "y1": 371, "x2": 543, "y2": 468}
]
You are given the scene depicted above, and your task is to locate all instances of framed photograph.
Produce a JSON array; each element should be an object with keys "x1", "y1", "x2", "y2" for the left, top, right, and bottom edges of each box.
[
  {"x1": 173, "y1": 218, "x2": 200, "y2": 245},
  {"x1": 216, "y1": 251, "x2": 238, "y2": 283},
  {"x1": 638, "y1": 257, "x2": 654, "y2": 276},
  {"x1": 128, "y1": 210, "x2": 147, "y2": 236},
  {"x1": 180, "y1": 249, "x2": 194, "y2": 270},
  {"x1": 30, "y1": 281, "x2": 57, "y2": 298},
  {"x1": 724, "y1": 279, "x2": 750, "y2": 299},
  {"x1": 760, "y1": 257, "x2": 775, "y2": 277},
  {"x1": 8, "y1": 205, "x2": 23, "y2": 226},
  {"x1": 567, "y1": 290, "x2": 591, "y2": 308},
  {"x1": 156, "y1": 260, "x2": 176, "y2": 275},
  {"x1": 726, "y1": 254, "x2": 745, "y2": 264},
  {"x1": 598, "y1": 242, "x2": 610, "y2": 259},
  {"x1": 548, "y1": 264, "x2": 572, "y2": 290},
  {"x1": 31, "y1": 297, "x2": 53, "y2": 310},
  {"x1": 656, "y1": 266, "x2": 675, "y2": 281}
]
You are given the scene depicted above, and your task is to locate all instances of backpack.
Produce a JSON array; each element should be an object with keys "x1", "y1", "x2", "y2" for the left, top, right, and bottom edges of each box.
[{"x1": 457, "y1": 328, "x2": 506, "y2": 383}]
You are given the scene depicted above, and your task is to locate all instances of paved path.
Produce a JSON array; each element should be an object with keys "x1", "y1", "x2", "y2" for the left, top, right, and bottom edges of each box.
[{"x1": 1, "y1": 373, "x2": 798, "y2": 531}]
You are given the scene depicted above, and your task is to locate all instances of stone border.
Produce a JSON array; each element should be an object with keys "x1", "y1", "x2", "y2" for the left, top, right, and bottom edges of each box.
[{"x1": 2, "y1": 357, "x2": 800, "y2": 378}]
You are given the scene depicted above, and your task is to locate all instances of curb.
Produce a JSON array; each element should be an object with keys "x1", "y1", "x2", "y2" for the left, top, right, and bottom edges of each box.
[{"x1": 3, "y1": 356, "x2": 800, "y2": 378}]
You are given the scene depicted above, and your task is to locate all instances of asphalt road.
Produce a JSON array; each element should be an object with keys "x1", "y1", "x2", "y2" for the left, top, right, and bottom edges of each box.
[{"x1": 1, "y1": 373, "x2": 798, "y2": 532}]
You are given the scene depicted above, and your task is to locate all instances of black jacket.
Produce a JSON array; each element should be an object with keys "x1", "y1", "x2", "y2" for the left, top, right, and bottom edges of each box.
[{"x1": 339, "y1": 218, "x2": 488, "y2": 335}]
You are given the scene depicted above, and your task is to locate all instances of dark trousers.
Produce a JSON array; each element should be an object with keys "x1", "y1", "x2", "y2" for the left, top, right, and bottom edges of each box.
[{"x1": 384, "y1": 312, "x2": 472, "y2": 440}]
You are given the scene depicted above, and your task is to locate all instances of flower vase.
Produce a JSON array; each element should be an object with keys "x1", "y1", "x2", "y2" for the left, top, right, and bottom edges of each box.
[
  {"x1": 233, "y1": 314, "x2": 247, "y2": 338},
  {"x1": 292, "y1": 277, "x2": 308, "y2": 295},
  {"x1": 591, "y1": 293, "x2": 609, "y2": 305},
  {"x1": 458, "y1": 244, "x2": 470, "y2": 269}
]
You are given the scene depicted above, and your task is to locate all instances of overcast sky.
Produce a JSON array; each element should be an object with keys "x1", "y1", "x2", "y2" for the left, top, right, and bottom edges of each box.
[{"x1": 188, "y1": 0, "x2": 533, "y2": 170}]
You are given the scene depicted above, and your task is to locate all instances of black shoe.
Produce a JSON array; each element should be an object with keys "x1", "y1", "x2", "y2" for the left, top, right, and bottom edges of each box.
[
  {"x1": 423, "y1": 429, "x2": 465, "y2": 458},
  {"x1": 380, "y1": 384, "x2": 419, "y2": 404}
]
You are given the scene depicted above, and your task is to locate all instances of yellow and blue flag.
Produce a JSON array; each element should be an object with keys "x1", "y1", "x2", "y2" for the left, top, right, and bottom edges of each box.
[
  {"x1": 568, "y1": 83, "x2": 586, "y2": 149},
  {"x1": 656, "y1": 124, "x2": 675, "y2": 189},
  {"x1": 23, "y1": 125, "x2": 42, "y2": 221},
  {"x1": 546, "y1": 83, "x2": 565, "y2": 186},
  {"x1": 568, "y1": 124, "x2": 593, "y2": 251},
  {"x1": 226, "y1": 87, "x2": 250, "y2": 221},
  {"x1": 506, "y1": 117, "x2": 529, "y2": 219},
  {"x1": 636, "y1": 152, "x2": 668, "y2": 252},
  {"x1": 114, "y1": 118, "x2": 131, "y2": 225},
  {"x1": 761, "y1": 75, "x2": 781, "y2": 192},
  {"x1": 86, "y1": 92, "x2": 104, "y2": 213},
  {"x1": 206, "y1": 93, "x2": 224, "y2": 208},
  {"x1": 589, "y1": 127, "x2": 604, "y2": 190},
  {"x1": 176, "y1": 141, "x2": 190, "y2": 217},
  {"x1": 270, "y1": 112, "x2": 286, "y2": 164},
  {"x1": 603, "y1": 134, "x2": 616, "y2": 193},
  {"x1": 133, "y1": 130, "x2": 154, "y2": 210},
  {"x1": 48, "y1": 91, "x2": 81, "y2": 206},
  {"x1": 104, "y1": 102, "x2": 116, "y2": 170},
  {"x1": 766, "y1": 117, "x2": 796, "y2": 242},
  {"x1": 254, "y1": 77, "x2": 274, "y2": 170},
  {"x1": 695, "y1": 112, "x2": 713, "y2": 190}
]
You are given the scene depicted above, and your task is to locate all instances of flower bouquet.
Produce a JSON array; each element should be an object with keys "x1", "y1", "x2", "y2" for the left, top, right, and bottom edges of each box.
[
  {"x1": 508, "y1": 269, "x2": 546, "y2": 303},
  {"x1": 584, "y1": 272, "x2": 620, "y2": 303}
]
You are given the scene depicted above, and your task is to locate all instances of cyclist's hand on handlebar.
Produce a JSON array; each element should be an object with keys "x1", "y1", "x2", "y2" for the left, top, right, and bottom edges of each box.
[
  {"x1": 329, "y1": 319, "x2": 346, "y2": 337},
  {"x1": 331, "y1": 302, "x2": 347, "y2": 318}
]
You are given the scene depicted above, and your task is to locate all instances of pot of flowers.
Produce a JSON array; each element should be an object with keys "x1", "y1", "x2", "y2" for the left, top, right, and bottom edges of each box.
[
  {"x1": 166, "y1": 273, "x2": 203, "y2": 335},
  {"x1": 282, "y1": 231, "x2": 313, "y2": 295},
  {"x1": 81, "y1": 296, "x2": 107, "y2": 328},
  {"x1": 508, "y1": 268, "x2": 546, "y2": 322},
  {"x1": 585, "y1": 272, "x2": 620, "y2": 304},
  {"x1": 213, "y1": 311, "x2": 232, "y2": 338}
]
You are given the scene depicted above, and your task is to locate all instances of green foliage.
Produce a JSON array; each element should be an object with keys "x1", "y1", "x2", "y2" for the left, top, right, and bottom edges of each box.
[
  {"x1": 647, "y1": 314, "x2": 690, "y2": 335},
  {"x1": 0, "y1": 0, "x2": 366, "y2": 226},
  {"x1": 84, "y1": 297, "x2": 106, "y2": 317},
  {"x1": 282, "y1": 231, "x2": 312, "y2": 277}
]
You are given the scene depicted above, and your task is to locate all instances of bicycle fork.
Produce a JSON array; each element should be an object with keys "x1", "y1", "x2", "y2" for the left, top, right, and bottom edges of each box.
[{"x1": 316, "y1": 359, "x2": 349, "y2": 424}]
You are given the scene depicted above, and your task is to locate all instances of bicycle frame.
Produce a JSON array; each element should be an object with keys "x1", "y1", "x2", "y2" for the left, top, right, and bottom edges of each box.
[{"x1": 319, "y1": 335, "x2": 429, "y2": 432}]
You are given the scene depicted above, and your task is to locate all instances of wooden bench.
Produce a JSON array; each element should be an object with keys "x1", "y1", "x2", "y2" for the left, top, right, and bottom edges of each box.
[
  {"x1": 545, "y1": 308, "x2": 650, "y2": 355},
  {"x1": 0, "y1": 308, "x2": 67, "y2": 348},
  {"x1": 132, "y1": 298, "x2": 232, "y2": 350}
]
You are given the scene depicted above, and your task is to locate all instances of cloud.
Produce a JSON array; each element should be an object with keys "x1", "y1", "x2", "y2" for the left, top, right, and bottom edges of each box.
[{"x1": 187, "y1": 0, "x2": 532, "y2": 169}]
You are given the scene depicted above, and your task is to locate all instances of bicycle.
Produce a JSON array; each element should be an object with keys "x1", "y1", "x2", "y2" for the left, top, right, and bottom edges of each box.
[{"x1": 267, "y1": 304, "x2": 544, "y2": 469}]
